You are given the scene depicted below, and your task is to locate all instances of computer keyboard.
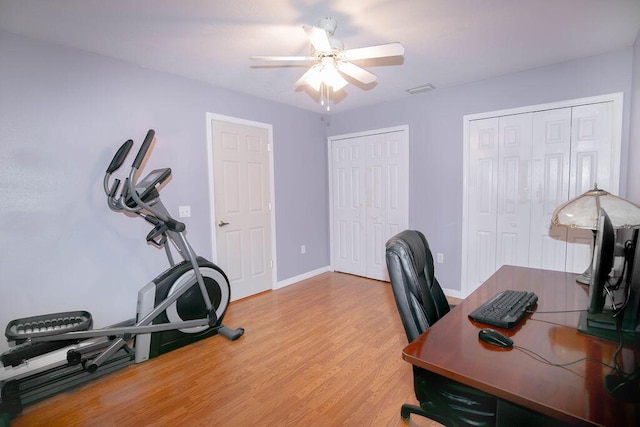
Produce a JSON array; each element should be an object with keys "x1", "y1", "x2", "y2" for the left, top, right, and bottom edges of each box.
[{"x1": 468, "y1": 290, "x2": 538, "y2": 329}]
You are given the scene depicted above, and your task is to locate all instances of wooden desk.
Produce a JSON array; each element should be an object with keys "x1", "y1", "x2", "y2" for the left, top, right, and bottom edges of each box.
[{"x1": 403, "y1": 265, "x2": 639, "y2": 426}]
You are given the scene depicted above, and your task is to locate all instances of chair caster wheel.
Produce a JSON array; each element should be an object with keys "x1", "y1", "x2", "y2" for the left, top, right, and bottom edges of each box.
[{"x1": 400, "y1": 407, "x2": 410, "y2": 420}]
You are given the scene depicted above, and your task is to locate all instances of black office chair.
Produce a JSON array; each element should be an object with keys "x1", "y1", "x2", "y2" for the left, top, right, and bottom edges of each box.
[{"x1": 385, "y1": 229, "x2": 497, "y2": 427}]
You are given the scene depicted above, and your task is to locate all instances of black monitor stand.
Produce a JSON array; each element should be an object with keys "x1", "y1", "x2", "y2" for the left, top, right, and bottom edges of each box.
[
  {"x1": 605, "y1": 370, "x2": 640, "y2": 403},
  {"x1": 577, "y1": 287, "x2": 640, "y2": 347}
]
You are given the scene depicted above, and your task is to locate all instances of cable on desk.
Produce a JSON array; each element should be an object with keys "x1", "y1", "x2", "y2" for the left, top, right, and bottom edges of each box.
[
  {"x1": 514, "y1": 345, "x2": 618, "y2": 371},
  {"x1": 526, "y1": 309, "x2": 585, "y2": 315},
  {"x1": 519, "y1": 310, "x2": 632, "y2": 376}
]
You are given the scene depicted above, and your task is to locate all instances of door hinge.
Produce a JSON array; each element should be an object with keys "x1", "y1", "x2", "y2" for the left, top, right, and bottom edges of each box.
[
  {"x1": 268, "y1": 202, "x2": 272, "y2": 211},
  {"x1": 270, "y1": 260, "x2": 273, "y2": 268},
  {"x1": 267, "y1": 143, "x2": 271, "y2": 152}
]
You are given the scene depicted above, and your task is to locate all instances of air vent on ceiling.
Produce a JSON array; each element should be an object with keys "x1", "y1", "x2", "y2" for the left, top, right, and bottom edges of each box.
[{"x1": 406, "y1": 83, "x2": 435, "y2": 94}]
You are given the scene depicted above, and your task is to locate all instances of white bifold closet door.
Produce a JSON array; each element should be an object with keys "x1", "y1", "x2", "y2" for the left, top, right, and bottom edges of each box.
[
  {"x1": 330, "y1": 128, "x2": 409, "y2": 281},
  {"x1": 465, "y1": 99, "x2": 619, "y2": 296}
]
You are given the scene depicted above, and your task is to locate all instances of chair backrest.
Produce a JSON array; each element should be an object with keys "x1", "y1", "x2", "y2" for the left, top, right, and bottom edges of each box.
[{"x1": 385, "y1": 230, "x2": 450, "y2": 342}]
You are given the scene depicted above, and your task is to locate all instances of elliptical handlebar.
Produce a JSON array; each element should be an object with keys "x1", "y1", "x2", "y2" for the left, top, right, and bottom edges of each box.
[
  {"x1": 104, "y1": 139, "x2": 132, "y2": 210},
  {"x1": 104, "y1": 130, "x2": 157, "y2": 211},
  {"x1": 104, "y1": 130, "x2": 185, "y2": 232},
  {"x1": 125, "y1": 130, "x2": 174, "y2": 226},
  {"x1": 106, "y1": 139, "x2": 134, "y2": 174},
  {"x1": 132, "y1": 129, "x2": 155, "y2": 170}
]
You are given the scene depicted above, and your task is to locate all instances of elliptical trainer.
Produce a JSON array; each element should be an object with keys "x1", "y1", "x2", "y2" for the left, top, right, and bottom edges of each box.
[{"x1": 0, "y1": 129, "x2": 243, "y2": 419}]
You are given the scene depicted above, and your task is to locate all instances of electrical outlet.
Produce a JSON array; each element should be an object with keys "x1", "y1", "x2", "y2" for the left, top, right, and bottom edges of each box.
[
  {"x1": 437, "y1": 253, "x2": 444, "y2": 263},
  {"x1": 178, "y1": 205, "x2": 191, "y2": 218},
  {"x1": 301, "y1": 245, "x2": 306, "y2": 254}
]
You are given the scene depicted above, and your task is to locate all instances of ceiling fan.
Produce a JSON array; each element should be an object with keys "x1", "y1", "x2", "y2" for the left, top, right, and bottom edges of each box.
[{"x1": 250, "y1": 17, "x2": 404, "y2": 109}]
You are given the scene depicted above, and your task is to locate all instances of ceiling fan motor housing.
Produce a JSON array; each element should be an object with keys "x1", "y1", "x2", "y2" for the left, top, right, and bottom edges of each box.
[{"x1": 318, "y1": 17, "x2": 337, "y2": 35}]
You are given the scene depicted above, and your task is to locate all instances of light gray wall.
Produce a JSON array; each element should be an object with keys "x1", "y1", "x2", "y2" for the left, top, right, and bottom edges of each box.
[
  {"x1": 1, "y1": 27, "x2": 638, "y2": 357},
  {"x1": 327, "y1": 48, "x2": 635, "y2": 294},
  {"x1": 0, "y1": 30, "x2": 330, "y2": 353}
]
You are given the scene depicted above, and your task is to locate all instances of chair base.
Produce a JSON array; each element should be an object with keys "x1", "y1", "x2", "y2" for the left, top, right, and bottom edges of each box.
[
  {"x1": 400, "y1": 403, "x2": 452, "y2": 426},
  {"x1": 400, "y1": 403, "x2": 418, "y2": 419}
]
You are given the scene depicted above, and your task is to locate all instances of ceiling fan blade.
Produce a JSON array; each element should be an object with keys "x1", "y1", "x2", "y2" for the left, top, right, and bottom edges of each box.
[
  {"x1": 303, "y1": 25, "x2": 332, "y2": 53},
  {"x1": 342, "y1": 42, "x2": 405, "y2": 61},
  {"x1": 326, "y1": 68, "x2": 348, "y2": 91},
  {"x1": 295, "y1": 66, "x2": 323, "y2": 91},
  {"x1": 337, "y1": 62, "x2": 377, "y2": 84},
  {"x1": 251, "y1": 55, "x2": 315, "y2": 61}
]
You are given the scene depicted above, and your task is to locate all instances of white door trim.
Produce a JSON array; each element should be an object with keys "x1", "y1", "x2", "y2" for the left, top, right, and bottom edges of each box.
[
  {"x1": 205, "y1": 112, "x2": 277, "y2": 291},
  {"x1": 327, "y1": 125, "x2": 410, "y2": 274},
  {"x1": 461, "y1": 93, "x2": 623, "y2": 296}
]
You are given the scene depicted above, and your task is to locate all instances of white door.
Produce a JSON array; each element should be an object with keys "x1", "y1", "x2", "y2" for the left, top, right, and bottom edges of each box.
[
  {"x1": 467, "y1": 113, "x2": 535, "y2": 284},
  {"x1": 566, "y1": 102, "x2": 616, "y2": 273},
  {"x1": 496, "y1": 113, "x2": 533, "y2": 269},
  {"x1": 463, "y1": 94, "x2": 622, "y2": 297},
  {"x1": 466, "y1": 118, "x2": 499, "y2": 291},
  {"x1": 332, "y1": 137, "x2": 367, "y2": 277},
  {"x1": 530, "y1": 107, "x2": 572, "y2": 270},
  {"x1": 365, "y1": 131, "x2": 408, "y2": 280},
  {"x1": 330, "y1": 127, "x2": 409, "y2": 281},
  {"x1": 209, "y1": 119, "x2": 273, "y2": 301}
]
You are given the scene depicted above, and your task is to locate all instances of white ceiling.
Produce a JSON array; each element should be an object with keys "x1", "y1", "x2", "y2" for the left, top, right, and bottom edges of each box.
[{"x1": 1, "y1": 0, "x2": 639, "y2": 113}]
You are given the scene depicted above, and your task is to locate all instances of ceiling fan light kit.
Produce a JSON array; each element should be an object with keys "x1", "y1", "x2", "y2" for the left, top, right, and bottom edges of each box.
[{"x1": 251, "y1": 18, "x2": 405, "y2": 110}]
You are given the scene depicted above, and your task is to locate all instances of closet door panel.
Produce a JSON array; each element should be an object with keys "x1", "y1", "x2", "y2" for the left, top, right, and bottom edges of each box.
[
  {"x1": 496, "y1": 113, "x2": 532, "y2": 269},
  {"x1": 566, "y1": 102, "x2": 614, "y2": 273},
  {"x1": 332, "y1": 140, "x2": 366, "y2": 277},
  {"x1": 365, "y1": 131, "x2": 408, "y2": 281},
  {"x1": 365, "y1": 134, "x2": 387, "y2": 280},
  {"x1": 530, "y1": 108, "x2": 571, "y2": 270},
  {"x1": 467, "y1": 118, "x2": 499, "y2": 287},
  {"x1": 383, "y1": 131, "x2": 409, "y2": 244},
  {"x1": 570, "y1": 102, "x2": 614, "y2": 195}
]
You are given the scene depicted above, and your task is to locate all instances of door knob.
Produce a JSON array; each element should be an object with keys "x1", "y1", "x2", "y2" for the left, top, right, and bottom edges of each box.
[{"x1": 218, "y1": 220, "x2": 229, "y2": 227}]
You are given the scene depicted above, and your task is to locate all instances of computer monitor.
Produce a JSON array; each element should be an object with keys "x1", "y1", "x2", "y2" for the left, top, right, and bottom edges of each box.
[
  {"x1": 588, "y1": 208, "x2": 615, "y2": 314},
  {"x1": 621, "y1": 229, "x2": 640, "y2": 334},
  {"x1": 578, "y1": 208, "x2": 640, "y2": 344}
]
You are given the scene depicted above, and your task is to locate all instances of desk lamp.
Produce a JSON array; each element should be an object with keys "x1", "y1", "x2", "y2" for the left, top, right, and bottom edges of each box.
[{"x1": 551, "y1": 184, "x2": 640, "y2": 284}]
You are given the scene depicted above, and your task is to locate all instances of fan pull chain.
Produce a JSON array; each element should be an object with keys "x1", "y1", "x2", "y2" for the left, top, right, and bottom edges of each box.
[{"x1": 319, "y1": 83, "x2": 331, "y2": 111}]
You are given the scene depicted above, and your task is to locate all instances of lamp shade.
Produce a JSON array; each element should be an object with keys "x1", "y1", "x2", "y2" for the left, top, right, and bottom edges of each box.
[{"x1": 551, "y1": 185, "x2": 640, "y2": 230}]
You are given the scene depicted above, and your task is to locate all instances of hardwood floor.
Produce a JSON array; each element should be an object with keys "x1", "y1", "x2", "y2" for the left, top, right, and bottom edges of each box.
[{"x1": 10, "y1": 272, "x2": 452, "y2": 427}]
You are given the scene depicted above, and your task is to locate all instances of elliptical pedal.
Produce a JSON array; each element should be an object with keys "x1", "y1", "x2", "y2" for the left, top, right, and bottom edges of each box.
[
  {"x1": 2, "y1": 311, "x2": 93, "y2": 367},
  {"x1": 5, "y1": 311, "x2": 92, "y2": 343}
]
